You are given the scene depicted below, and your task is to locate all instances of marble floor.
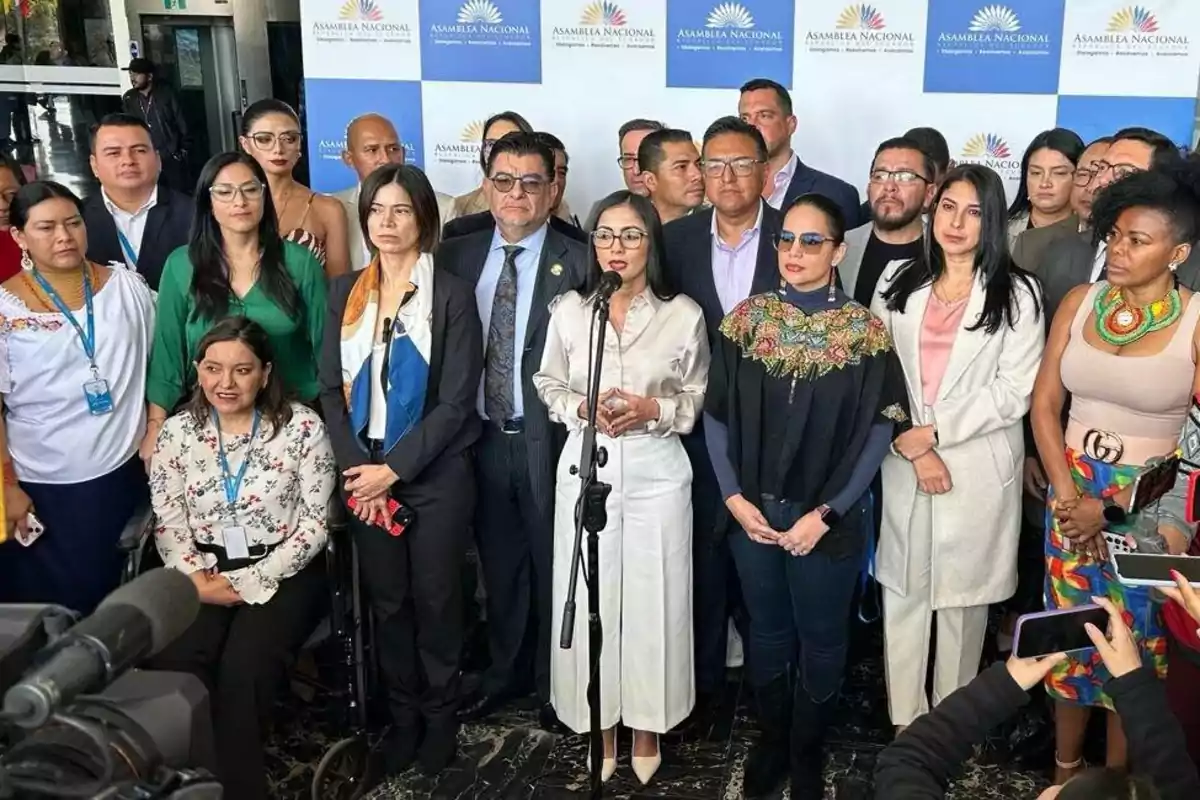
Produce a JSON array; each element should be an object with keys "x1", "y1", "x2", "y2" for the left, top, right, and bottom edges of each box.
[{"x1": 263, "y1": 617, "x2": 1066, "y2": 800}]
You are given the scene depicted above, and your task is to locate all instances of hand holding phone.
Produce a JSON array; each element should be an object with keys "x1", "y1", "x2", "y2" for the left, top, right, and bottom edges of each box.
[
  {"x1": 1083, "y1": 596, "x2": 1142, "y2": 679},
  {"x1": 1005, "y1": 652, "x2": 1067, "y2": 690},
  {"x1": 345, "y1": 495, "x2": 414, "y2": 537},
  {"x1": 1013, "y1": 605, "x2": 1110, "y2": 659}
]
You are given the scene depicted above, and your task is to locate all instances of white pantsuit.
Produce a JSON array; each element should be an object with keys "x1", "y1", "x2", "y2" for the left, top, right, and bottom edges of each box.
[
  {"x1": 533, "y1": 288, "x2": 710, "y2": 734},
  {"x1": 871, "y1": 266, "x2": 1045, "y2": 726}
]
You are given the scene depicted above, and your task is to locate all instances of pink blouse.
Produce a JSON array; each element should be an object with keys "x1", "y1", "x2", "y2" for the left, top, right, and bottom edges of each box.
[{"x1": 920, "y1": 293, "x2": 969, "y2": 407}]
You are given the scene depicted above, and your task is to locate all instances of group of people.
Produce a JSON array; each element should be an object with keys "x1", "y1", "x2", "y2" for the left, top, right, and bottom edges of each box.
[{"x1": 0, "y1": 72, "x2": 1199, "y2": 800}]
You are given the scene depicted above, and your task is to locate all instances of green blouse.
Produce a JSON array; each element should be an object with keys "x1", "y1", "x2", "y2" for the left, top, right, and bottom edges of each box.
[{"x1": 147, "y1": 241, "x2": 327, "y2": 410}]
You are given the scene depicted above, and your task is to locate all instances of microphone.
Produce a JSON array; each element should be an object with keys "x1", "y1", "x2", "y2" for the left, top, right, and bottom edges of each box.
[
  {"x1": 595, "y1": 270, "x2": 622, "y2": 304},
  {"x1": 2, "y1": 568, "x2": 200, "y2": 729}
]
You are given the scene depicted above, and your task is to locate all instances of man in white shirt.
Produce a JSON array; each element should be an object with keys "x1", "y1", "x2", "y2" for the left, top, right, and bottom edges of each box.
[{"x1": 334, "y1": 113, "x2": 456, "y2": 270}]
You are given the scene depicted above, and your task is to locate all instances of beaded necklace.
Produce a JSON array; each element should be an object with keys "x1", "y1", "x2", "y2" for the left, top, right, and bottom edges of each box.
[{"x1": 1093, "y1": 282, "x2": 1182, "y2": 346}]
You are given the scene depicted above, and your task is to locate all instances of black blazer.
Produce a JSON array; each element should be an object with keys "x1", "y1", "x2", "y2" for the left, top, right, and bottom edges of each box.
[
  {"x1": 318, "y1": 268, "x2": 483, "y2": 484},
  {"x1": 82, "y1": 188, "x2": 194, "y2": 291},
  {"x1": 782, "y1": 160, "x2": 865, "y2": 229},
  {"x1": 443, "y1": 209, "x2": 588, "y2": 244},
  {"x1": 436, "y1": 224, "x2": 588, "y2": 519}
]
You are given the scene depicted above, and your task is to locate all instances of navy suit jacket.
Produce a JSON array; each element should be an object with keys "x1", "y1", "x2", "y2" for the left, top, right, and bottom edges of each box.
[
  {"x1": 782, "y1": 159, "x2": 865, "y2": 229},
  {"x1": 82, "y1": 188, "x2": 194, "y2": 291}
]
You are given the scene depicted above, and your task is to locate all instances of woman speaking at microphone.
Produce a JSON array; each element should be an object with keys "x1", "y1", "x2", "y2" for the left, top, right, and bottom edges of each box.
[
  {"x1": 534, "y1": 190, "x2": 709, "y2": 785},
  {"x1": 319, "y1": 163, "x2": 481, "y2": 777}
]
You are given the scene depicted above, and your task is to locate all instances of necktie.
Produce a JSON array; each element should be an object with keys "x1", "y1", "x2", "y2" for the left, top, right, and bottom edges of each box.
[{"x1": 485, "y1": 245, "x2": 524, "y2": 422}]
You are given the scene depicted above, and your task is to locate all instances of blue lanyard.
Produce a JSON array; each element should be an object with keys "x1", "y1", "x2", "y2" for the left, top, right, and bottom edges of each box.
[
  {"x1": 30, "y1": 267, "x2": 98, "y2": 372},
  {"x1": 213, "y1": 409, "x2": 260, "y2": 509},
  {"x1": 115, "y1": 228, "x2": 138, "y2": 269}
]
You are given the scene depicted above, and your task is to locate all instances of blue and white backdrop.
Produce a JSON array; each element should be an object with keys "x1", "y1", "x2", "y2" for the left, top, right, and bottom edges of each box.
[{"x1": 298, "y1": 0, "x2": 1200, "y2": 210}]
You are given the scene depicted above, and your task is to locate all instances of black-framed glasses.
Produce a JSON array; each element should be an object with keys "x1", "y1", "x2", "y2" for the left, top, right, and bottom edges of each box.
[
  {"x1": 617, "y1": 155, "x2": 639, "y2": 170},
  {"x1": 1092, "y1": 161, "x2": 1142, "y2": 183},
  {"x1": 591, "y1": 227, "x2": 647, "y2": 249},
  {"x1": 210, "y1": 181, "x2": 264, "y2": 203},
  {"x1": 701, "y1": 157, "x2": 763, "y2": 179},
  {"x1": 869, "y1": 168, "x2": 930, "y2": 185},
  {"x1": 1073, "y1": 167, "x2": 1098, "y2": 187},
  {"x1": 247, "y1": 131, "x2": 301, "y2": 150},
  {"x1": 775, "y1": 230, "x2": 837, "y2": 254},
  {"x1": 488, "y1": 173, "x2": 548, "y2": 195}
]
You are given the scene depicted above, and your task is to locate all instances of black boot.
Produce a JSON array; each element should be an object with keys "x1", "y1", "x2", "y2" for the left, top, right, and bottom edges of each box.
[
  {"x1": 789, "y1": 689, "x2": 837, "y2": 800},
  {"x1": 744, "y1": 671, "x2": 793, "y2": 798}
]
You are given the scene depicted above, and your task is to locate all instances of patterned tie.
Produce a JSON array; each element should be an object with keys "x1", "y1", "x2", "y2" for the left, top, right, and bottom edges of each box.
[{"x1": 485, "y1": 245, "x2": 524, "y2": 422}]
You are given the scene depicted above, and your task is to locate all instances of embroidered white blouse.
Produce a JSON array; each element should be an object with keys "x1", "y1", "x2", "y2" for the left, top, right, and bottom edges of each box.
[
  {"x1": 150, "y1": 402, "x2": 337, "y2": 605},
  {"x1": 0, "y1": 267, "x2": 154, "y2": 483}
]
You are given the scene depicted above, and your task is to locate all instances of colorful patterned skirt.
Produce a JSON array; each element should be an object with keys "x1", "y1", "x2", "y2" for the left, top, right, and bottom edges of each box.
[{"x1": 1043, "y1": 447, "x2": 1167, "y2": 709}]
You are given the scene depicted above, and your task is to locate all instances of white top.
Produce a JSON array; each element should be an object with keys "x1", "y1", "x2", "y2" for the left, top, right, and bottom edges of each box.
[
  {"x1": 1091, "y1": 241, "x2": 1107, "y2": 282},
  {"x1": 0, "y1": 268, "x2": 155, "y2": 483},
  {"x1": 102, "y1": 187, "x2": 158, "y2": 269},
  {"x1": 533, "y1": 288, "x2": 711, "y2": 436},
  {"x1": 368, "y1": 341, "x2": 388, "y2": 438},
  {"x1": 150, "y1": 403, "x2": 336, "y2": 605},
  {"x1": 766, "y1": 151, "x2": 799, "y2": 210}
]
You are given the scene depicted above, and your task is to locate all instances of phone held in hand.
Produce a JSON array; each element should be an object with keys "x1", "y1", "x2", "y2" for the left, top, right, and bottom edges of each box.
[
  {"x1": 1012, "y1": 605, "x2": 1109, "y2": 659},
  {"x1": 346, "y1": 496, "x2": 416, "y2": 537},
  {"x1": 1113, "y1": 552, "x2": 1200, "y2": 588},
  {"x1": 1128, "y1": 454, "x2": 1180, "y2": 514}
]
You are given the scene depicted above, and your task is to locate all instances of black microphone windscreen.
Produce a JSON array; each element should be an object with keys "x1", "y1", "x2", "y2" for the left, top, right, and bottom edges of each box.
[
  {"x1": 99, "y1": 568, "x2": 200, "y2": 655},
  {"x1": 598, "y1": 270, "x2": 622, "y2": 295}
]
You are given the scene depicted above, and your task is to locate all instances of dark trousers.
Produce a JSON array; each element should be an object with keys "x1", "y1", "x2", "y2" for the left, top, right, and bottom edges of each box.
[
  {"x1": 0, "y1": 457, "x2": 147, "y2": 614},
  {"x1": 729, "y1": 497, "x2": 860, "y2": 699},
  {"x1": 474, "y1": 426, "x2": 553, "y2": 700},
  {"x1": 147, "y1": 558, "x2": 327, "y2": 800},
  {"x1": 1167, "y1": 637, "x2": 1200, "y2": 769},
  {"x1": 354, "y1": 451, "x2": 474, "y2": 724}
]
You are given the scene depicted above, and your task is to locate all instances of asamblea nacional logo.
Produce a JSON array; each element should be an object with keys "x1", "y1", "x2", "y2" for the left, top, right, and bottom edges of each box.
[
  {"x1": 434, "y1": 120, "x2": 485, "y2": 168},
  {"x1": 675, "y1": 3, "x2": 785, "y2": 55},
  {"x1": 313, "y1": 0, "x2": 413, "y2": 46},
  {"x1": 936, "y1": 4, "x2": 1052, "y2": 58},
  {"x1": 958, "y1": 133, "x2": 1021, "y2": 181},
  {"x1": 1072, "y1": 6, "x2": 1189, "y2": 59},
  {"x1": 552, "y1": 1, "x2": 656, "y2": 51},
  {"x1": 805, "y1": 4, "x2": 916, "y2": 55},
  {"x1": 428, "y1": 0, "x2": 534, "y2": 48},
  {"x1": 666, "y1": 0, "x2": 793, "y2": 89}
]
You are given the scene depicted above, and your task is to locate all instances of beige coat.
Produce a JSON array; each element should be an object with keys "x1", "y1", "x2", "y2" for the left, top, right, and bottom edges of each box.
[{"x1": 870, "y1": 266, "x2": 1045, "y2": 608}]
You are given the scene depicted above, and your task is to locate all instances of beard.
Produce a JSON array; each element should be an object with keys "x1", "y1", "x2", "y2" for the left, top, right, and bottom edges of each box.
[{"x1": 872, "y1": 199, "x2": 923, "y2": 231}]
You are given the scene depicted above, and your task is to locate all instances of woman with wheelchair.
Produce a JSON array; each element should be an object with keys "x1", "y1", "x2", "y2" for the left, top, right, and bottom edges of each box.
[
  {"x1": 0, "y1": 180, "x2": 155, "y2": 614},
  {"x1": 147, "y1": 315, "x2": 337, "y2": 800},
  {"x1": 319, "y1": 163, "x2": 482, "y2": 777}
]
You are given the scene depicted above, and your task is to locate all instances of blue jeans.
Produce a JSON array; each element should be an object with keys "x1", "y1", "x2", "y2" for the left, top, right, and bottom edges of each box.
[{"x1": 729, "y1": 496, "x2": 861, "y2": 702}]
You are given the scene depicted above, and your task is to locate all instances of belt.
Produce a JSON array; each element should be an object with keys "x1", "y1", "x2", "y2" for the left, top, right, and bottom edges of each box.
[
  {"x1": 490, "y1": 417, "x2": 524, "y2": 435},
  {"x1": 196, "y1": 539, "x2": 273, "y2": 573}
]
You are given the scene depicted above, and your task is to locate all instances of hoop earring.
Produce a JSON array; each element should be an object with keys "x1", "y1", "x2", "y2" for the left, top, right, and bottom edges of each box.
[
  {"x1": 19, "y1": 248, "x2": 32, "y2": 272},
  {"x1": 828, "y1": 266, "x2": 838, "y2": 303}
]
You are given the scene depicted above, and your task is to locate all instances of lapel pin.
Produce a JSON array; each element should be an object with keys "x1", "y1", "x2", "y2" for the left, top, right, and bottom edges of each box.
[{"x1": 550, "y1": 263, "x2": 563, "y2": 277}]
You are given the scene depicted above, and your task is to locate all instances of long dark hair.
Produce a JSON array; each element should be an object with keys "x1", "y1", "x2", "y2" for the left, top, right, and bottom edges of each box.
[
  {"x1": 187, "y1": 316, "x2": 293, "y2": 440},
  {"x1": 1089, "y1": 157, "x2": 1200, "y2": 248},
  {"x1": 188, "y1": 152, "x2": 299, "y2": 322},
  {"x1": 1008, "y1": 128, "x2": 1085, "y2": 220},
  {"x1": 585, "y1": 191, "x2": 676, "y2": 302},
  {"x1": 882, "y1": 164, "x2": 1042, "y2": 334},
  {"x1": 357, "y1": 164, "x2": 441, "y2": 256}
]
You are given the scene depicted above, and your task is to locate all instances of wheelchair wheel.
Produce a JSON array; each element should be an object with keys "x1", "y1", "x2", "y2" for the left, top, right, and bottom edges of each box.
[{"x1": 312, "y1": 734, "x2": 375, "y2": 800}]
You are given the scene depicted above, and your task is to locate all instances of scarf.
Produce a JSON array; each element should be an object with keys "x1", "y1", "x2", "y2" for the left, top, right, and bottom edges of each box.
[{"x1": 340, "y1": 253, "x2": 434, "y2": 454}]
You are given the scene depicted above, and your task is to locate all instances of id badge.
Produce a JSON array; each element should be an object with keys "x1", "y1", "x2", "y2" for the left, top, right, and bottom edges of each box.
[
  {"x1": 83, "y1": 378, "x2": 114, "y2": 416},
  {"x1": 222, "y1": 525, "x2": 251, "y2": 560}
]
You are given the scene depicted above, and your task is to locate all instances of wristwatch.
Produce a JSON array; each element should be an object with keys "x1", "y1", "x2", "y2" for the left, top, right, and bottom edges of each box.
[
  {"x1": 818, "y1": 504, "x2": 842, "y2": 528},
  {"x1": 1102, "y1": 496, "x2": 1128, "y2": 525}
]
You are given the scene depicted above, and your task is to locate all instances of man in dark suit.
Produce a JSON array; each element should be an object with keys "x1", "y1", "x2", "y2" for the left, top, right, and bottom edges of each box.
[
  {"x1": 442, "y1": 207, "x2": 587, "y2": 244},
  {"x1": 440, "y1": 133, "x2": 588, "y2": 728},
  {"x1": 1041, "y1": 127, "x2": 1200, "y2": 324},
  {"x1": 663, "y1": 116, "x2": 783, "y2": 728},
  {"x1": 82, "y1": 113, "x2": 193, "y2": 291},
  {"x1": 738, "y1": 78, "x2": 862, "y2": 228},
  {"x1": 122, "y1": 59, "x2": 191, "y2": 194}
]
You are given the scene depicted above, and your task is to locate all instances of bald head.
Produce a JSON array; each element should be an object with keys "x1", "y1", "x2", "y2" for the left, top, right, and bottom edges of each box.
[{"x1": 342, "y1": 113, "x2": 404, "y2": 182}]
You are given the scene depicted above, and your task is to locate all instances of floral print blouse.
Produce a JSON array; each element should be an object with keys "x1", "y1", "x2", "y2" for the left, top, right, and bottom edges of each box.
[{"x1": 150, "y1": 402, "x2": 337, "y2": 605}]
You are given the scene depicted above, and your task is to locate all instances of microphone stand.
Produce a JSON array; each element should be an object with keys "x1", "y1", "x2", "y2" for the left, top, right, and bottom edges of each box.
[{"x1": 560, "y1": 292, "x2": 613, "y2": 800}]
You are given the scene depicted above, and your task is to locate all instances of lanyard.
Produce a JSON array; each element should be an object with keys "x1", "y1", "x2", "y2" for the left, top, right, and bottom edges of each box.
[
  {"x1": 213, "y1": 409, "x2": 260, "y2": 509},
  {"x1": 30, "y1": 267, "x2": 98, "y2": 375},
  {"x1": 115, "y1": 227, "x2": 139, "y2": 269}
]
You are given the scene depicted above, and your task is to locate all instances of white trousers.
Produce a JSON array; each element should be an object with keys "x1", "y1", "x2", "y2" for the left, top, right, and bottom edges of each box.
[
  {"x1": 550, "y1": 431, "x2": 694, "y2": 734},
  {"x1": 882, "y1": 494, "x2": 988, "y2": 726}
]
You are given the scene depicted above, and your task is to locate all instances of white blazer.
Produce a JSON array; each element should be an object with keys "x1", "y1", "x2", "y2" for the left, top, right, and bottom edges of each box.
[
  {"x1": 870, "y1": 265, "x2": 1045, "y2": 608},
  {"x1": 335, "y1": 183, "x2": 458, "y2": 271}
]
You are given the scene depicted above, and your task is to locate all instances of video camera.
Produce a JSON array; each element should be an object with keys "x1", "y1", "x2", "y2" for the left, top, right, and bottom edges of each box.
[{"x1": 0, "y1": 569, "x2": 221, "y2": 798}]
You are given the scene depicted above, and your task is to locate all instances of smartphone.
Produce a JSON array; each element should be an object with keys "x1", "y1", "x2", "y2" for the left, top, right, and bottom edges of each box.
[
  {"x1": 1013, "y1": 605, "x2": 1109, "y2": 659},
  {"x1": 345, "y1": 496, "x2": 415, "y2": 537},
  {"x1": 1129, "y1": 455, "x2": 1180, "y2": 514},
  {"x1": 15, "y1": 513, "x2": 44, "y2": 547},
  {"x1": 1103, "y1": 529, "x2": 1135, "y2": 558},
  {"x1": 1113, "y1": 553, "x2": 1200, "y2": 588}
]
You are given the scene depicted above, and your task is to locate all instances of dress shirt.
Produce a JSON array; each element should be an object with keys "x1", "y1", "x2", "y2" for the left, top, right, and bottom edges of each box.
[
  {"x1": 474, "y1": 223, "x2": 548, "y2": 418},
  {"x1": 766, "y1": 151, "x2": 799, "y2": 209},
  {"x1": 711, "y1": 203, "x2": 765, "y2": 314},
  {"x1": 1091, "y1": 241, "x2": 1107, "y2": 282},
  {"x1": 102, "y1": 187, "x2": 158, "y2": 269},
  {"x1": 534, "y1": 287, "x2": 710, "y2": 436}
]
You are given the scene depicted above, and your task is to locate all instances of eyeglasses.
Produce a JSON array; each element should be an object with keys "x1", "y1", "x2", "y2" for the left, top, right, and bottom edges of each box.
[
  {"x1": 617, "y1": 155, "x2": 639, "y2": 170},
  {"x1": 1091, "y1": 161, "x2": 1142, "y2": 183},
  {"x1": 869, "y1": 169, "x2": 930, "y2": 185},
  {"x1": 210, "y1": 181, "x2": 265, "y2": 203},
  {"x1": 775, "y1": 230, "x2": 838, "y2": 254},
  {"x1": 591, "y1": 227, "x2": 647, "y2": 249},
  {"x1": 1073, "y1": 168, "x2": 1099, "y2": 187},
  {"x1": 701, "y1": 157, "x2": 763, "y2": 179},
  {"x1": 488, "y1": 173, "x2": 548, "y2": 195},
  {"x1": 247, "y1": 131, "x2": 302, "y2": 150}
]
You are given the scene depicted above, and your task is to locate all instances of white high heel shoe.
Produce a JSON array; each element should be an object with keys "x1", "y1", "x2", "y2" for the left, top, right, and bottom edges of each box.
[
  {"x1": 631, "y1": 732, "x2": 661, "y2": 785},
  {"x1": 588, "y1": 729, "x2": 618, "y2": 783}
]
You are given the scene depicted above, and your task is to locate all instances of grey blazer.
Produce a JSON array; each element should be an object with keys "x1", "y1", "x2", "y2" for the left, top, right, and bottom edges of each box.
[{"x1": 1011, "y1": 215, "x2": 1079, "y2": 274}]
